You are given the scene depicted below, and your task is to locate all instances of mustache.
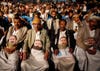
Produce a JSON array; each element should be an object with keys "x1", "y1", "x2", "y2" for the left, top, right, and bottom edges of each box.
[
  {"x1": 89, "y1": 24, "x2": 97, "y2": 29},
  {"x1": 33, "y1": 46, "x2": 42, "y2": 50},
  {"x1": 34, "y1": 46, "x2": 40, "y2": 48}
]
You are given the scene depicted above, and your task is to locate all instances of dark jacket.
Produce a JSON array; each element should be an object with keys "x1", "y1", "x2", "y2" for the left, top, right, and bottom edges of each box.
[{"x1": 55, "y1": 29, "x2": 76, "y2": 51}]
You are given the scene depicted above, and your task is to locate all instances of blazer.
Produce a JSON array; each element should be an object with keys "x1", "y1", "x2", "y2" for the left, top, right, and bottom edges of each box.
[
  {"x1": 6, "y1": 26, "x2": 28, "y2": 43},
  {"x1": 23, "y1": 28, "x2": 50, "y2": 52},
  {"x1": 55, "y1": 29, "x2": 76, "y2": 50},
  {"x1": 76, "y1": 25, "x2": 100, "y2": 50}
]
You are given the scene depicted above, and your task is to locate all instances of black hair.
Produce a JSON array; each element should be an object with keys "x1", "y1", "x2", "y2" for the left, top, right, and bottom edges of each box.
[{"x1": 59, "y1": 19, "x2": 67, "y2": 25}]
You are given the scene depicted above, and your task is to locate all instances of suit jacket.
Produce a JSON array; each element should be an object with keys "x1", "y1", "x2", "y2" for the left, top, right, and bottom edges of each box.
[
  {"x1": 23, "y1": 28, "x2": 50, "y2": 52},
  {"x1": 76, "y1": 25, "x2": 100, "y2": 50},
  {"x1": 6, "y1": 26, "x2": 28, "y2": 44}
]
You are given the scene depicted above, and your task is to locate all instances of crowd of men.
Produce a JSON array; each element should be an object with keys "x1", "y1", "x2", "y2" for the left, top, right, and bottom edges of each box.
[{"x1": 0, "y1": 0, "x2": 100, "y2": 71}]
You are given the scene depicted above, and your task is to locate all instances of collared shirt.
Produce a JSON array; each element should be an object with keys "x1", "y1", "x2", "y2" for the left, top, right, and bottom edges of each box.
[
  {"x1": 58, "y1": 30, "x2": 66, "y2": 44},
  {"x1": 73, "y1": 21, "x2": 79, "y2": 39},
  {"x1": 35, "y1": 31, "x2": 41, "y2": 40},
  {"x1": 73, "y1": 21, "x2": 78, "y2": 32},
  {"x1": 12, "y1": 29, "x2": 20, "y2": 36},
  {"x1": 89, "y1": 29, "x2": 95, "y2": 37}
]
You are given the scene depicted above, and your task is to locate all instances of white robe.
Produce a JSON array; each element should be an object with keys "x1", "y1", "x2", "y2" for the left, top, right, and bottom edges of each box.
[
  {"x1": 74, "y1": 46, "x2": 88, "y2": 71},
  {"x1": 21, "y1": 48, "x2": 49, "y2": 71},
  {"x1": 0, "y1": 49, "x2": 19, "y2": 71},
  {"x1": 53, "y1": 48, "x2": 75, "y2": 71},
  {"x1": 86, "y1": 50, "x2": 100, "y2": 71}
]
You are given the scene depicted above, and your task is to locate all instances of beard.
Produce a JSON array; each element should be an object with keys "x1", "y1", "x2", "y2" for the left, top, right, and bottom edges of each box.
[
  {"x1": 58, "y1": 44, "x2": 67, "y2": 49},
  {"x1": 14, "y1": 24, "x2": 22, "y2": 29},
  {"x1": 33, "y1": 46, "x2": 42, "y2": 50},
  {"x1": 89, "y1": 24, "x2": 97, "y2": 30},
  {"x1": 7, "y1": 42, "x2": 17, "y2": 48}
]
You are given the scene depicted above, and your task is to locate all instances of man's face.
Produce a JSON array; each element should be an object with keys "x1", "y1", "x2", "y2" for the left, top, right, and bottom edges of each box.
[
  {"x1": 21, "y1": 6, "x2": 25, "y2": 11},
  {"x1": 13, "y1": 19, "x2": 21, "y2": 28},
  {"x1": 60, "y1": 37, "x2": 67, "y2": 45},
  {"x1": 29, "y1": 8, "x2": 33, "y2": 13},
  {"x1": 59, "y1": 37, "x2": 68, "y2": 48},
  {"x1": 8, "y1": 36, "x2": 17, "y2": 45},
  {"x1": 51, "y1": 11, "x2": 56, "y2": 19},
  {"x1": 59, "y1": 21, "x2": 66, "y2": 31},
  {"x1": 73, "y1": 16, "x2": 80, "y2": 23},
  {"x1": 89, "y1": 20, "x2": 97, "y2": 30},
  {"x1": 33, "y1": 23, "x2": 41, "y2": 31},
  {"x1": 34, "y1": 40, "x2": 42, "y2": 48},
  {"x1": 69, "y1": 12, "x2": 73, "y2": 17},
  {"x1": 41, "y1": 8, "x2": 45, "y2": 13}
]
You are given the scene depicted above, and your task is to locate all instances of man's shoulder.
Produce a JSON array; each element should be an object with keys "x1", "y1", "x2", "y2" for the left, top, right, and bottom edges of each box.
[
  {"x1": 27, "y1": 29, "x2": 34, "y2": 34},
  {"x1": 9, "y1": 26, "x2": 14, "y2": 30},
  {"x1": 41, "y1": 29, "x2": 47, "y2": 33}
]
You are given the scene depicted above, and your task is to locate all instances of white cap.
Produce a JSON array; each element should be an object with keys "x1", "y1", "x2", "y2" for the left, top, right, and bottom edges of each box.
[{"x1": 89, "y1": 15, "x2": 100, "y2": 20}]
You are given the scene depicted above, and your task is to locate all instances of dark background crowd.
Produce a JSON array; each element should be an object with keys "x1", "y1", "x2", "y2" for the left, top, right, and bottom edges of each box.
[{"x1": 0, "y1": 0, "x2": 100, "y2": 71}]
